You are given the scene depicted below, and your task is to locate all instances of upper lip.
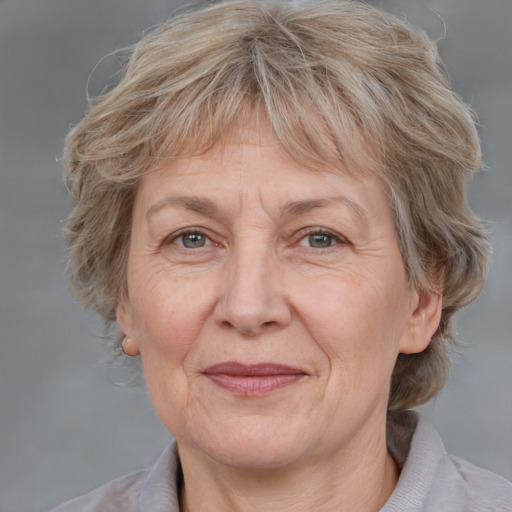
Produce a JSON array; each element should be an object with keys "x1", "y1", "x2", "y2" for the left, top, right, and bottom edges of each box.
[{"x1": 203, "y1": 362, "x2": 307, "y2": 376}]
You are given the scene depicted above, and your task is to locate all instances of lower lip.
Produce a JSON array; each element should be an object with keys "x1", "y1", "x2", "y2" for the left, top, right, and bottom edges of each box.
[{"x1": 206, "y1": 374, "x2": 305, "y2": 396}]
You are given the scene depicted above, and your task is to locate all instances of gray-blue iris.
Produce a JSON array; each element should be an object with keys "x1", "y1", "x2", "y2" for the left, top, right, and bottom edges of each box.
[
  {"x1": 308, "y1": 234, "x2": 332, "y2": 248},
  {"x1": 182, "y1": 233, "x2": 206, "y2": 248}
]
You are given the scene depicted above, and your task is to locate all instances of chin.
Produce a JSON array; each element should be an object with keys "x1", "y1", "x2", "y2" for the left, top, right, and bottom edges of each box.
[{"x1": 192, "y1": 416, "x2": 316, "y2": 470}]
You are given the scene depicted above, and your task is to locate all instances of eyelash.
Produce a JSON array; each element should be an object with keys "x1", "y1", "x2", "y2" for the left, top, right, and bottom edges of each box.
[
  {"x1": 165, "y1": 229, "x2": 214, "y2": 249},
  {"x1": 295, "y1": 227, "x2": 348, "y2": 249},
  {"x1": 164, "y1": 227, "x2": 348, "y2": 251}
]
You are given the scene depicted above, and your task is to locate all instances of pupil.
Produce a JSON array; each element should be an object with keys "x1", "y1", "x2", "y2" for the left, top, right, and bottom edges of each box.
[
  {"x1": 309, "y1": 234, "x2": 331, "y2": 248},
  {"x1": 183, "y1": 233, "x2": 205, "y2": 248}
]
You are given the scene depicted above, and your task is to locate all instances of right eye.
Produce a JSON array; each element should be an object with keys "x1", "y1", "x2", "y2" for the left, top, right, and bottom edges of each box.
[
  {"x1": 171, "y1": 231, "x2": 211, "y2": 249},
  {"x1": 302, "y1": 233, "x2": 337, "y2": 249}
]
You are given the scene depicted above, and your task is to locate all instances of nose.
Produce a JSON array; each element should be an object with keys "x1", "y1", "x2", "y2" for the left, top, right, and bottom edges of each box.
[{"x1": 213, "y1": 246, "x2": 292, "y2": 337}]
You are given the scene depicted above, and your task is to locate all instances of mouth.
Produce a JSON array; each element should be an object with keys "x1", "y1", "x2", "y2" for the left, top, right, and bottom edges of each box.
[{"x1": 203, "y1": 362, "x2": 307, "y2": 396}]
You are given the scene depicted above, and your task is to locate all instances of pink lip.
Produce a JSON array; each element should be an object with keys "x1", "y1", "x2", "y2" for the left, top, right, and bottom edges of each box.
[{"x1": 203, "y1": 362, "x2": 307, "y2": 396}]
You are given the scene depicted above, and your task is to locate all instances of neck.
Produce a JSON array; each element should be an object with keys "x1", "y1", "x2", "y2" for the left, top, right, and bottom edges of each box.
[{"x1": 178, "y1": 420, "x2": 398, "y2": 512}]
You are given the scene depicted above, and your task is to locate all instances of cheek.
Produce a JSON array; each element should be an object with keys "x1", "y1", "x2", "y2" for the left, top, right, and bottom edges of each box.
[
  {"x1": 129, "y1": 270, "x2": 215, "y2": 361},
  {"x1": 128, "y1": 275, "x2": 217, "y2": 428},
  {"x1": 300, "y1": 273, "x2": 409, "y2": 371}
]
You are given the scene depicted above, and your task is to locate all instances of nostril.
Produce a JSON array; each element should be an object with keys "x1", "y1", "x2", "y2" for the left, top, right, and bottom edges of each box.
[
  {"x1": 220, "y1": 320, "x2": 234, "y2": 329},
  {"x1": 217, "y1": 318, "x2": 277, "y2": 337}
]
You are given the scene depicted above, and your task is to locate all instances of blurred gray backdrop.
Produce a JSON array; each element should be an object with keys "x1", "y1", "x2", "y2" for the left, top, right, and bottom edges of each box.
[{"x1": 0, "y1": 1, "x2": 511, "y2": 511}]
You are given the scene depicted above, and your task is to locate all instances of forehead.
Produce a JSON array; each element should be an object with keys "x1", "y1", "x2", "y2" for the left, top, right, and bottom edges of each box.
[
  {"x1": 149, "y1": 117, "x2": 364, "y2": 185},
  {"x1": 137, "y1": 129, "x2": 390, "y2": 229}
]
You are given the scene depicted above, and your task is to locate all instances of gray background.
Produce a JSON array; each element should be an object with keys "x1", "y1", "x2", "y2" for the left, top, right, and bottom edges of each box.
[{"x1": 0, "y1": 1, "x2": 510, "y2": 511}]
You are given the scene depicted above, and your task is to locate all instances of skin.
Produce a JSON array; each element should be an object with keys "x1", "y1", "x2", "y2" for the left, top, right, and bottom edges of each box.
[{"x1": 117, "y1": 125, "x2": 442, "y2": 512}]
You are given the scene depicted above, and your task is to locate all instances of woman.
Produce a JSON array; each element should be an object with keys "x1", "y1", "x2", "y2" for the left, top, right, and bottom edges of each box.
[{"x1": 53, "y1": 0, "x2": 512, "y2": 510}]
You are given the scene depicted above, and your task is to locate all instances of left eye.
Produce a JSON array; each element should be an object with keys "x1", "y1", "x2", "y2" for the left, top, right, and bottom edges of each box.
[
  {"x1": 299, "y1": 232, "x2": 339, "y2": 248},
  {"x1": 175, "y1": 232, "x2": 210, "y2": 248}
]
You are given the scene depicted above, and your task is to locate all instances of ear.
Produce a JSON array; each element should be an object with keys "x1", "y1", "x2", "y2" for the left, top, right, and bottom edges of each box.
[
  {"x1": 399, "y1": 288, "x2": 442, "y2": 354},
  {"x1": 116, "y1": 297, "x2": 141, "y2": 356}
]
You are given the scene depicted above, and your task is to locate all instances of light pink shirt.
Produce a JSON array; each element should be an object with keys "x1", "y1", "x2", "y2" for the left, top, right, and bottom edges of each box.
[{"x1": 51, "y1": 412, "x2": 512, "y2": 511}]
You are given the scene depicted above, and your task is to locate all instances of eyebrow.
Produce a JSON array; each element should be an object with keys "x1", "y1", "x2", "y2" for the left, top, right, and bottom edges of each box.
[
  {"x1": 146, "y1": 195, "x2": 368, "y2": 222},
  {"x1": 147, "y1": 196, "x2": 220, "y2": 218},
  {"x1": 282, "y1": 196, "x2": 369, "y2": 222}
]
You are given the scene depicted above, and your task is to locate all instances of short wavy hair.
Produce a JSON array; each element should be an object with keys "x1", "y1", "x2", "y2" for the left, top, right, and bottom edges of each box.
[{"x1": 63, "y1": 0, "x2": 491, "y2": 410}]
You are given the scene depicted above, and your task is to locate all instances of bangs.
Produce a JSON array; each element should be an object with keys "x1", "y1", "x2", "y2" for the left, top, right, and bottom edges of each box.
[{"x1": 145, "y1": 51, "x2": 369, "y2": 179}]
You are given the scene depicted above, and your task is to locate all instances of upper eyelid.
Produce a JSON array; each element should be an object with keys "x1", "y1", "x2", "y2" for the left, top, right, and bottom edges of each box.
[
  {"x1": 164, "y1": 228, "x2": 213, "y2": 245},
  {"x1": 295, "y1": 227, "x2": 348, "y2": 243},
  {"x1": 161, "y1": 225, "x2": 349, "y2": 246}
]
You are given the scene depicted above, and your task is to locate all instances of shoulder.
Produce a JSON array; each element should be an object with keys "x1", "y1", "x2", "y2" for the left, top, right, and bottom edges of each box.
[
  {"x1": 384, "y1": 411, "x2": 512, "y2": 512},
  {"x1": 49, "y1": 470, "x2": 147, "y2": 512},
  {"x1": 49, "y1": 443, "x2": 181, "y2": 512},
  {"x1": 447, "y1": 454, "x2": 512, "y2": 511}
]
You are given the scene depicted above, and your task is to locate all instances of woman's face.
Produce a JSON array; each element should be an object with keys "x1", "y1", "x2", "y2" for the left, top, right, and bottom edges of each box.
[{"x1": 118, "y1": 126, "x2": 440, "y2": 470}]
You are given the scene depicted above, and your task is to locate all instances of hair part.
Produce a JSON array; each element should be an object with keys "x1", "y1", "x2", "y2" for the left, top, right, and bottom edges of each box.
[{"x1": 63, "y1": 0, "x2": 491, "y2": 410}]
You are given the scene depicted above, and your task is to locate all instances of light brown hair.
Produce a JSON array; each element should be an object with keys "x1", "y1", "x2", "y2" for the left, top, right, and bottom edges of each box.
[{"x1": 63, "y1": 0, "x2": 491, "y2": 410}]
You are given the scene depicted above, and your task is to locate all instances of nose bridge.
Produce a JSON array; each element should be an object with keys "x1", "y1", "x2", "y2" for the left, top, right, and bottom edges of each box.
[{"x1": 215, "y1": 236, "x2": 289, "y2": 335}]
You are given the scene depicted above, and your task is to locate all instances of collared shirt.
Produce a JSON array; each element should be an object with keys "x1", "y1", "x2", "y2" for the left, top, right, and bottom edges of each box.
[{"x1": 50, "y1": 412, "x2": 512, "y2": 512}]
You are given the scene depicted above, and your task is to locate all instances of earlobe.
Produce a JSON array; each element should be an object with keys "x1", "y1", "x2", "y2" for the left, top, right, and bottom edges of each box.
[
  {"x1": 400, "y1": 288, "x2": 443, "y2": 355},
  {"x1": 116, "y1": 299, "x2": 141, "y2": 356},
  {"x1": 121, "y1": 336, "x2": 140, "y2": 356}
]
